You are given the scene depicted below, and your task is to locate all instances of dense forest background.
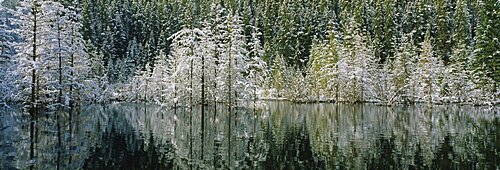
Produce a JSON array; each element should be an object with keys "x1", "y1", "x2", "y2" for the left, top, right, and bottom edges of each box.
[{"x1": 0, "y1": 0, "x2": 498, "y2": 109}]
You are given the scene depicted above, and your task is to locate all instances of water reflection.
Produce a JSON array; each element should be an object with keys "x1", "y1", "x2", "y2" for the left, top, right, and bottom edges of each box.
[{"x1": 0, "y1": 102, "x2": 498, "y2": 169}]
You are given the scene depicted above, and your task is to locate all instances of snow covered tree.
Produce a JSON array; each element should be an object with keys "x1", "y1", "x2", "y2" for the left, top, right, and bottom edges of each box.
[
  {"x1": 84, "y1": 42, "x2": 107, "y2": 103},
  {"x1": 13, "y1": 0, "x2": 50, "y2": 113},
  {"x1": 167, "y1": 25, "x2": 202, "y2": 107},
  {"x1": 124, "y1": 38, "x2": 141, "y2": 81},
  {"x1": 66, "y1": 6, "x2": 90, "y2": 107},
  {"x1": 0, "y1": 0, "x2": 15, "y2": 104},
  {"x1": 445, "y1": 0, "x2": 474, "y2": 103},
  {"x1": 198, "y1": 21, "x2": 217, "y2": 106},
  {"x1": 4, "y1": 0, "x2": 494, "y2": 105},
  {"x1": 0, "y1": 0, "x2": 14, "y2": 60},
  {"x1": 286, "y1": 67, "x2": 307, "y2": 101},
  {"x1": 435, "y1": 0, "x2": 454, "y2": 63},
  {"x1": 307, "y1": 41, "x2": 329, "y2": 101},
  {"x1": 472, "y1": 0, "x2": 499, "y2": 98},
  {"x1": 247, "y1": 25, "x2": 267, "y2": 102},
  {"x1": 136, "y1": 64, "x2": 152, "y2": 103},
  {"x1": 338, "y1": 17, "x2": 377, "y2": 103},
  {"x1": 373, "y1": 0, "x2": 396, "y2": 63},
  {"x1": 207, "y1": 3, "x2": 227, "y2": 105},
  {"x1": 271, "y1": 54, "x2": 287, "y2": 98},
  {"x1": 374, "y1": 61, "x2": 392, "y2": 103},
  {"x1": 446, "y1": 46, "x2": 473, "y2": 103},
  {"x1": 150, "y1": 50, "x2": 168, "y2": 104},
  {"x1": 218, "y1": 12, "x2": 251, "y2": 106},
  {"x1": 413, "y1": 32, "x2": 443, "y2": 103},
  {"x1": 307, "y1": 25, "x2": 342, "y2": 101},
  {"x1": 41, "y1": 1, "x2": 71, "y2": 110},
  {"x1": 388, "y1": 34, "x2": 417, "y2": 103}
]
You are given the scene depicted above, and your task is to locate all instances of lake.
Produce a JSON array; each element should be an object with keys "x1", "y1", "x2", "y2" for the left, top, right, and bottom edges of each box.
[{"x1": 0, "y1": 102, "x2": 498, "y2": 169}]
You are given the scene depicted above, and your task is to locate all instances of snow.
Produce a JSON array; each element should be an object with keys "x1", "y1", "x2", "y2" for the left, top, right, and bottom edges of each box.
[{"x1": 0, "y1": 0, "x2": 497, "y2": 107}]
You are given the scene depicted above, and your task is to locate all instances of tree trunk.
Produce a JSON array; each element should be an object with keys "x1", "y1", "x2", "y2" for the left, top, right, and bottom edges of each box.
[
  {"x1": 227, "y1": 31, "x2": 233, "y2": 168},
  {"x1": 58, "y1": 22, "x2": 63, "y2": 108},
  {"x1": 31, "y1": 3, "x2": 38, "y2": 116},
  {"x1": 201, "y1": 47, "x2": 205, "y2": 160}
]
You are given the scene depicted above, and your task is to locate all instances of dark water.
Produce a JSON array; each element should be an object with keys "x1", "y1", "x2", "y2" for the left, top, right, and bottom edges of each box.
[{"x1": 0, "y1": 102, "x2": 498, "y2": 169}]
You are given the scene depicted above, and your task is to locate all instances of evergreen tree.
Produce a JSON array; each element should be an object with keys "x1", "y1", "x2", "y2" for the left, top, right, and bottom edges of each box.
[
  {"x1": 41, "y1": 1, "x2": 71, "y2": 110},
  {"x1": 124, "y1": 38, "x2": 140, "y2": 80},
  {"x1": 339, "y1": 17, "x2": 376, "y2": 102},
  {"x1": 373, "y1": 0, "x2": 395, "y2": 63},
  {"x1": 414, "y1": 32, "x2": 443, "y2": 103},
  {"x1": 446, "y1": 0, "x2": 474, "y2": 102},
  {"x1": 198, "y1": 20, "x2": 217, "y2": 106},
  {"x1": 13, "y1": 0, "x2": 49, "y2": 113},
  {"x1": 247, "y1": 25, "x2": 267, "y2": 101},
  {"x1": 150, "y1": 50, "x2": 168, "y2": 103},
  {"x1": 84, "y1": 41, "x2": 107, "y2": 103},
  {"x1": 307, "y1": 26, "x2": 341, "y2": 101},
  {"x1": 218, "y1": 12, "x2": 251, "y2": 106},
  {"x1": 0, "y1": 0, "x2": 14, "y2": 104},
  {"x1": 307, "y1": 41, "x2": 328, "y2": 101},
  {"x1": 389, "y1": 34, "x2": 416, "y2": 103},
  {"x1": 137, "y1": 64, "x2": 151, "y2": 103},
  {"x1": 271, "y1": 54, "x2": 287, "y2": 98},
  {"x1": 167, "y1": 25, "x2": 200, "y2": 106},
  {"x1": 473, "y1": 0, "x2": 499, "y2": 95},
  {"x1": 435, "y1": 0, "x2": 454, "y2": 64},
  {"x1": 4, "y1": 0, "x2": 493, "y2": 104}
]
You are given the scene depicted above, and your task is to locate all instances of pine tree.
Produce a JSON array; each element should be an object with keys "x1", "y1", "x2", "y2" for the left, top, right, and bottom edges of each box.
[
  {"x1": 13, "y1": 0, "x2": 49, "y2": 113},
  {"x1": 389, "y1": 34, "x2": 416, "y2": 103},
  {"x1": 137, "y1": 64, "x2": 151, "y2": 103},
  {"x1": 0, "y1": 0, "x2": 13, "y2": 59},
  {"x1": 208, "y1": 2, "x2": 227, "y2": 104},
  {"x1": 84, "y1": 41, "x2": 106, "y2": 103},
  {"x1": 271, "y1": 54, "x2": 287, "y2": 98},
  {"x1": 124, "y1": 38, "x2": 140, "y2": 81},
  {"x1": 219, "y1": 12, "x2": 250, "y2": 106},
  {"x1": 326, "y1": 21, "x2": 343, "y2": 102},
  {"x1": 287, "y1": 67, "x2": 307, "y2": 101},
  {"x1": 446, "y1": 0, "x2": 474, "y2": 103},
  {"x1": 473, "y1": 0, "x2": 499, "y2": 96},
  {"x1": 414, "y1": 32, "x2": 443, "y2": 103},
  {"x1": 435, "y1": 0, "x2": 454, "y2": 64},
  {"x1": 247, "y1": 25, "x2": 267, "y2": 102},
  {"x1": 66, "y1": 4, "x2": 90, "y2": 107},
  {"x1": 307, "y1": 41, "x2": 327, "y2": 101},
  {"x1": 373, "y1": 0, "x2": 395, "y2": 63},
  {"x1": 41, "y1": 1, "x2": 71, "y2": 110},
  {"x1": 198, "y1": 20, "x2": 217, "y2": 106},
  {"x1": 151, "y1": 50, "x2": 168, "y2": 104},
  {"x1": 0, "y1": 0, "x2": 14, "y2": 104},
  {"x1": 307, "y1": 26, "x2": 341, "y2": 102},
  {"x1": 167, "y1": 25, "x2": 200, "y2": 106},
  {"x1": 339, "y1": 17, "x2": 376, "y2": 102}
]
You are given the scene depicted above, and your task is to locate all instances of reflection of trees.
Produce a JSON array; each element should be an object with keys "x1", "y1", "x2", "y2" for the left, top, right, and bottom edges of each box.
[
  {"x1": 0, "y1": 108, "x2": 25, "y2": 169},
  {"x1": 263, "y1": 118, "x2": 325, "y2": 169},
  {"x1": 267, "y1": 102, "x2": 498, "y2": 169},
  {"x1": 2, "y1": 105, "x2": 106, "y2": 169},
  {"x1": 94, "y1": 103, "x2": 270, "y2": 169},
  {"x1": 3, "y1": 102, "x2": 496, "y2": 169},
  {"x1": 83, "y1": 128, "x2": 173, "y2": 169},
  {"x1": 82, "y1": 104, "x2": 175, "y2": 169}
]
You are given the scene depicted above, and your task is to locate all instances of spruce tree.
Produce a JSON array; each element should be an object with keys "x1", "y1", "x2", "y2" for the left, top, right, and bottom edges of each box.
[
  {"x1": 473, "y1": 0, "x2": 499, "y2": 95},
  {"x1": 414, "y1": 32, "x2": 443, "y2": 103}
]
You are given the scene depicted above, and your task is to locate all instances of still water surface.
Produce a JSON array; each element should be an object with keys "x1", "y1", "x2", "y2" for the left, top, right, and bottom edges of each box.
[{"x1": 0, "y1": 102, "x2": 498, "y2": 169}]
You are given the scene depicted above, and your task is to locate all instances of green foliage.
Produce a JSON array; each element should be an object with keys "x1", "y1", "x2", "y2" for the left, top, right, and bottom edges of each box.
[
  {"x1": 473, "y1": 0, "x2": 499, "y2": 93},
  {"x1": 6, "y1": 0, "x2": 497, "y2": 104}
]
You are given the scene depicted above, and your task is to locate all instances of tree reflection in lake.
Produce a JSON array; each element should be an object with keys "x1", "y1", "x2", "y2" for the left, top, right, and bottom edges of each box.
[{"x1": 0, "y1": 102, "x2": 498, "y2": 169}]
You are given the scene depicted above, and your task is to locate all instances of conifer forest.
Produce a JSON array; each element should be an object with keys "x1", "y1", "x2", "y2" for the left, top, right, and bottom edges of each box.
[{"x1": 0, "y1": 0, "x2": 498, "y2": 169}]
